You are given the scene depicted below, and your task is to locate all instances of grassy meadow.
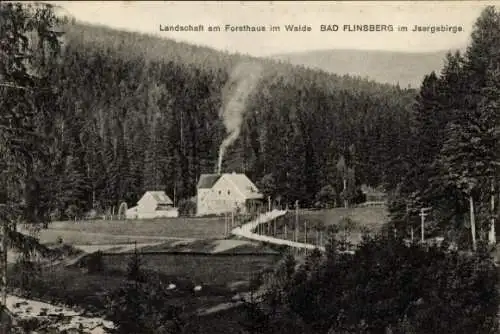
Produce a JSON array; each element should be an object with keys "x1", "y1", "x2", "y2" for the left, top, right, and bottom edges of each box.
[
  {"x1": 47, "y1": 216, "x2": 228, "y2": 239},
  {"x1": 256, "y1": 206, "x2": 389, "y2": 246},
  {"x1": 101, "y1": 253, "x2": 279, "y2": 286},
  {"x1": 26, "y1": 216, "x2": 230, "y2": 246}
]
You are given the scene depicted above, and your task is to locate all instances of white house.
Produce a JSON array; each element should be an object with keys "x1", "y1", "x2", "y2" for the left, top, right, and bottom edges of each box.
[
  {"x1": 196, "y1": 172, "x2": 263, "y2": 216},
  {"x1": 126, "y1": 191, "x2": 179, "y2": 219}
]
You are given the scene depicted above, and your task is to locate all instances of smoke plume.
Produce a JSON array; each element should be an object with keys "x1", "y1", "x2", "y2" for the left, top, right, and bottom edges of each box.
[{"x1": 217, "y1": 62, "x2": 263, "y2": 174}]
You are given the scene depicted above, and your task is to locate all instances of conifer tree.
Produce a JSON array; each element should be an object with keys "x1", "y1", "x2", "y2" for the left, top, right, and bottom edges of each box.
[
  {"x1": 436, "y1": 6, "x2": 500, "y2": 248},
  {"x1": 0, "y1": 1, "x2": 66, "y2": 312},
  {"x1": 393, "y1": 6, "x2": 500, "y2": 248}
]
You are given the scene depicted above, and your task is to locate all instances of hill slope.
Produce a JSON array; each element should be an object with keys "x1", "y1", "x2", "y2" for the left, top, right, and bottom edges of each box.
[
  {"x1": 270, "y1": 48, "x2": 464, "y2": 88},
  {"x1": 12, "y1": 22, "x2": 419, "y2": 219}
]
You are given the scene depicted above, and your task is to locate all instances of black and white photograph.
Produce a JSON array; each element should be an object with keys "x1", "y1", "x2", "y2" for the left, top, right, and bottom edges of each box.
[{"x1": 1, "y1": 1, "x2": 500, "y2": 333}]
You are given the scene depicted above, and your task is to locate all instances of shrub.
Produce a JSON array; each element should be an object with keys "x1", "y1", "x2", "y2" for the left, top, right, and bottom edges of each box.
[
  {"x1": 315, "y1": 185, "x2": 337, "y2": 209},
  {"x1": 255, "y1": 234, "x2": 499, "y2": 334},
  {"x1": 13, "y1": 318, "x2": 51, "y2": 333},
  {"x1": 10, "y1": 256, "x2": 44, "y2": 296},
  {"x1": 85, "y1": 251, "x2": 104, "y2": 274},
  {"x1": 106, "y1": 280, "x2": 185, "y2": 334},
  {"x1": 177, "y1": 197, "x2": 196, "y2": 216}
]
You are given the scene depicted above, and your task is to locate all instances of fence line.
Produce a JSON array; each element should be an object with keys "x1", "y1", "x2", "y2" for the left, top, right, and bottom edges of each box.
[{"x1": 231, "y1": 210, "x2": 327, "y2": 251}]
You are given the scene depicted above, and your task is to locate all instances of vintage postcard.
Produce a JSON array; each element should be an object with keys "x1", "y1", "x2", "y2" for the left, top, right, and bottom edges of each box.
[{"x1": 1, "y1": 1, "x2": 500, "y2": 333}]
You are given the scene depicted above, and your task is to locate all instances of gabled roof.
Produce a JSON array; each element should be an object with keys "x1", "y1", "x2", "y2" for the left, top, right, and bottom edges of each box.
[
  {"x1": 223, "y1": 173, "x2": 263, "y2": 200},
  {"x1": 143, "y1": 191, "x2": 173, "y2": 205},
  {"x1": 197, "y1": 174, "x2": 221, "y2": 189},
  {"x1": 197, "y1": 173, "x2": 263, "y2": 199}
]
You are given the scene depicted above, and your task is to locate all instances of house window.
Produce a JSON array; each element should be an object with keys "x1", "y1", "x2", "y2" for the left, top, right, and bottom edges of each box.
[
  {"x1": 218, "y1": 190, "x2": 221, "y2": 195},
  {"x1": 227, "y1": 190, "x2": 230, "y2": 195}
]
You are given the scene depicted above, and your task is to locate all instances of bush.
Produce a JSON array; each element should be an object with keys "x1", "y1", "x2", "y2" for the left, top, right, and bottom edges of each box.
[
  {"x1": 315, "y1": 185, "x2": 337, "y2": 209},
  {"x1": 254, "y1": 234, "x2": 499, "y2": 334},
  {"x1": 177, "y1": 197, "x2": 196, "y2": 216},
  {"x1": 106, "y1": 280, "x2": 185, "y2": 334},
  {"x1": 85, "y1": 251, "x2": 104, "y2": 274},
  {"x1": 10, "y1": 256, "x2": 44, "y2": 296}
]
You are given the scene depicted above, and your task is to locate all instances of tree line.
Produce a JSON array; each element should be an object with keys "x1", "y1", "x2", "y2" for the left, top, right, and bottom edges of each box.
[
  {"x1": 389, "y1": 6, "x2": 500, "y2": 250},
  {"x1": 2, "y1": 4, "x2": 500, "y2": 333},
  {"x1": 15, "y1": 18, "x2": 417, "y2": 220}
]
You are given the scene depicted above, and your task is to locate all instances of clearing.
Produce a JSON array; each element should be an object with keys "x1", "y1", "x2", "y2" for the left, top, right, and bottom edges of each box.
[
  {"x1": 47, "y1": 216, "x2": 228, "y2": 239},
  {"x1": 255, "y1": 206, "x2": 389, "y2": 246}
]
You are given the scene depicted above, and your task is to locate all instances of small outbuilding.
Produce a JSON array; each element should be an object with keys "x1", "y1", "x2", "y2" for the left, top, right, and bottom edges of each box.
[{"x1": 126, "y1": 191, "x2": 179, "y2": 219}]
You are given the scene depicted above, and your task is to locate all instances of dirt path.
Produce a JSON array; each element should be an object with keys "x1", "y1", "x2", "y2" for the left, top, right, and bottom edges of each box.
[{"x1": 231, "y1": 210, "x2": 325, "y2": 251}]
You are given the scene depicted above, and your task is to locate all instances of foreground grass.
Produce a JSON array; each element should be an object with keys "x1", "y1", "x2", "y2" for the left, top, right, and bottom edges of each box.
[
  {"x1": 9, "y1": 265, "x2": 247, "y2": 319},
  {"x1": 101, "y1": 253, "x2": 280, "y2": 286},
  {"x1": 8, "y1": 250, "x2": 280, "y2": 317}
]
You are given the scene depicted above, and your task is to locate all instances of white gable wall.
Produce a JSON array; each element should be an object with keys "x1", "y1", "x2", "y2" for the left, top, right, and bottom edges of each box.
[
  {"x1": 130, "y1": 192, "x2": 179, "y2": 219},
  {"x1": 197, "y1": 175, "x2": 247, "y2": 216},
  {"x1": 137, "y1": 193, "x2": 157, "y2": 212},
  {"x1": 212, "y1": 175, "x2": 246, "y2": 201}
]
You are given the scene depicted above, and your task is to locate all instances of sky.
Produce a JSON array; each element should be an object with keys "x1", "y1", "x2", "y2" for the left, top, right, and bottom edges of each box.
[{"x1": 50, "y1": 1, "x2": 498, "y2": 57}]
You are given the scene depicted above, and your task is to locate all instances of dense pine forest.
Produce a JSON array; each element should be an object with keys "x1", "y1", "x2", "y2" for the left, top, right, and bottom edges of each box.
[
  {"x1": 27, "y1": 21, "x2": 417, "y2": 219},
  {"x1": 2, "y1": 4, "x2": 500, "y2": 334},
  {"x1": 389, "y1": 7, "x2": 500, "y2": 249}
]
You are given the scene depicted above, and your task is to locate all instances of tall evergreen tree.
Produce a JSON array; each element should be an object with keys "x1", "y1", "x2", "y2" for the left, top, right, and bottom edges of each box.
[
  {"x1": 393, "y1": 6, "x2": 500, "y2": 249},
  {"x1": 0, "y1": 1, "x2": 66, "y2": 311}
]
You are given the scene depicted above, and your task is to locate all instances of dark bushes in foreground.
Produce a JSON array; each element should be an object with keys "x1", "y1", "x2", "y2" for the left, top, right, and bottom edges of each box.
[
  {"x1": 245, "y1": 235, "x2": 499, "y2": 334},
  {"x1": 106, "y1": 280, "x2": 185, "y2": 334}
]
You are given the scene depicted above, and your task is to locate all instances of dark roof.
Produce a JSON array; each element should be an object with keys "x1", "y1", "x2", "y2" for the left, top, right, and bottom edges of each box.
[{"x1": 197, "y1": 174, "x2": 221, "y2": 189}]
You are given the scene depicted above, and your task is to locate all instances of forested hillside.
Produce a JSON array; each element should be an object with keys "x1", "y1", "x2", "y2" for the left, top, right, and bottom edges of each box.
[{"x1": 34, "y1": 22, "x2": 416, "y2": 219}]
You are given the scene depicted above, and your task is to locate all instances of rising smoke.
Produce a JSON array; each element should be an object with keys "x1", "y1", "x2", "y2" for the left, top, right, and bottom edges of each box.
[{"x1": 217, "y1": 62, "x2": 263, "y2": 174}]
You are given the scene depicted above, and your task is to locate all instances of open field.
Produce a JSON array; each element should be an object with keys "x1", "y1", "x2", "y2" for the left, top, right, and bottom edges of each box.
[
  {"x1": 47, "y1": 216, "x2": 228, "y2": 239},
  {"x1": 9, "y1": 265, "x2": 232, "y2": 318},
  {"x1": 21, "y1": 227, "x2": 280, "y2": 254},
  {"x1": 256, "y1": 227, "x2": 364, "y2": 247},
  {"x1": 30, "y1": 208, "x2": 387, "y2": 250},
  {"x1": 66, "y1": 239, "x2": 279, "y2": 255},
  {"x1": 299, "y1": 206, "x2": 389, "y2": 229},
  {"x1": 138, "y1": 239, "x2": 279, "y2": 254},
  {"x1": 255, "y1": 206, "x2": 388, "y2": 247},
  {"x1": 100, "y1": 253, "x2": 280, "y2": 286},
  {"x1": 28, "y1": 229, "x2": 188, "y2": 246},
  {"x1": 8, "y1": 248, "x2": 280, "y2": 322}
]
